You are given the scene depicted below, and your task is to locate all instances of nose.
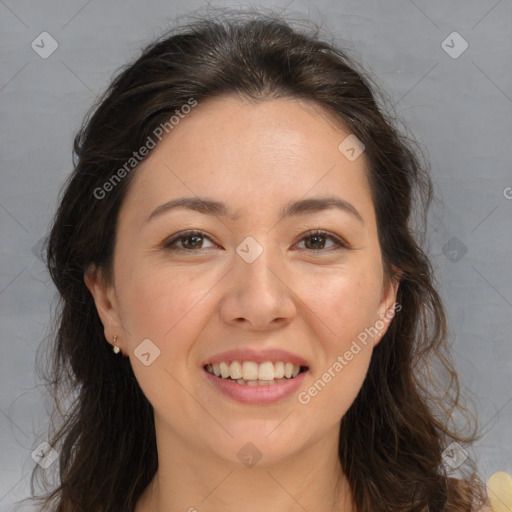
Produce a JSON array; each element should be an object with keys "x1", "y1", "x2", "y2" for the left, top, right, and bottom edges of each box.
[{"x1": 219, "y1": 245, "x2": 296, "y2": 331}]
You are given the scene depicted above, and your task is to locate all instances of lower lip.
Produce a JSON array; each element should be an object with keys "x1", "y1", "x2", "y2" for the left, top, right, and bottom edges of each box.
[{"x1": 203, "y1": 368, "x2": 308, "y2": 404}]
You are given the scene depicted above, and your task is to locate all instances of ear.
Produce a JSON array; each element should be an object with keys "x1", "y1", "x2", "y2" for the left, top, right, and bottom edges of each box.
[
  {"x1": 84, "y1": 264, "x2": 124, "y2": 352},
  {"x1": 374, "y1": 266, "x2": 402, "y2": 346}
]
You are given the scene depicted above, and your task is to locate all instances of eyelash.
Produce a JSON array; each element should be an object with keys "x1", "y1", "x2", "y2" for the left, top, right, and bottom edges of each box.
[{"x1": 162, "y1": 229, "x2": 349, "y2": 253}]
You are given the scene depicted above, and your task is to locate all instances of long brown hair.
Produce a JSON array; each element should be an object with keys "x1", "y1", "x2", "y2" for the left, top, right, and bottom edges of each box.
[{"x1": 26, "y1": 9, "x2": 487, "y2": 512}]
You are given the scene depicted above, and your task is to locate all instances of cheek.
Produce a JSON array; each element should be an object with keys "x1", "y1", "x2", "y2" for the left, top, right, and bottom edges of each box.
[
  {"x1": 305, "y1": 266, "x2": 383, "y2": 346},
  {"x1": 116, "y1": 266, "x2": 211, "y2": 407},
  {"x1": 296, "y1": 273, "x2": 379, "y2": 420},
  {"x1": 116, "y1": 264, "x2": 208, "y2": 340},
  {"x1": 293, "y1": 265, "x2": 382, "y2": 410},
  {"x1": 298, "y1": 343, "x2": 372, "y2": 418}
]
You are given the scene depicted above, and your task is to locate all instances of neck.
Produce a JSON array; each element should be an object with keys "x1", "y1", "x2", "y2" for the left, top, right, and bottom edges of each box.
[{"x1": 138, "y1": 419, "x2": 354, "y2": 512}]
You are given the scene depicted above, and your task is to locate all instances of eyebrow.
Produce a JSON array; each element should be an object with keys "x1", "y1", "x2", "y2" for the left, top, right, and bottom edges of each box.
[{"x1": 145, "y1": 195, "x2": 364, "y2": 224}]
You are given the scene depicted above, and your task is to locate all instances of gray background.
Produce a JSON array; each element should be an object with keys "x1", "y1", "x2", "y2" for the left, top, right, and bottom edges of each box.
[{"x1": 1, "y1": 0, "x2": 511, "y2": 509}]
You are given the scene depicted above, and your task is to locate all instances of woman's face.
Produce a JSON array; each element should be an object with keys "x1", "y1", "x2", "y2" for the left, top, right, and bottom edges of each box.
[{"x1": 87, "y1": 96, "x2": 398, "y2": 467}]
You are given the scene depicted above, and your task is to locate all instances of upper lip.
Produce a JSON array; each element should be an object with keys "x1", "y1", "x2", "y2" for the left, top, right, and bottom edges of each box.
[{"x1": 202, "y1": 348, "x2": 309, "y2": 367}]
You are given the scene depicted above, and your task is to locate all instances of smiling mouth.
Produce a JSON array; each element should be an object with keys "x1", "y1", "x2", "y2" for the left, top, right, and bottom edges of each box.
[{"x1": 204, "y1": 361, "x2": 309, "y2": 386}]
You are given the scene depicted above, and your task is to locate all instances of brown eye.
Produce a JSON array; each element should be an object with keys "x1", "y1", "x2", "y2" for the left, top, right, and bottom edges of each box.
[
  {"x1": 180, "y1": 234, "x2": 203, "y2": 250},
  {"x1": 295, "y1": 230, "x2": 348, "y2": 252},
  {"x1": 163, "y1": 230, "x2": 216, "y2": 251},
  {"x1": 304, "y1": 233, "x2": 328, "y2": 250}
]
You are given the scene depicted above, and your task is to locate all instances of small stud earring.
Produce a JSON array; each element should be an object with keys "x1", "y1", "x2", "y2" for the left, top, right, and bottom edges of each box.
[{"x1": 113, "y1": 335, "x2": 121, "y2": 354}]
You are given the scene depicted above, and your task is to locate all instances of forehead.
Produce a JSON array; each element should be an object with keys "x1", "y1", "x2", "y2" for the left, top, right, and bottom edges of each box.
[{"x1": 120, "y1": 96, "x2": 374, "y2": 224}]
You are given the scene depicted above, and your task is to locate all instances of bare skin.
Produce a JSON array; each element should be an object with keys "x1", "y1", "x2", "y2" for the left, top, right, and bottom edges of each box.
[{"x1": 85, "y1": 96, "x2": 399, "y2": 512}]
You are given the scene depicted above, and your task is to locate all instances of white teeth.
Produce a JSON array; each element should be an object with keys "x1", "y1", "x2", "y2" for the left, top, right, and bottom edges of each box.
[
  {"x1": 205, "y1": 360, "x2": 305, "y2": 383},
  {"x1": 219, "y1": 361, "x2": 230, "y2": 379},
  {"x1": 234, "y1": 378, "x2": 287, "y2": 386},
  {"x1": 258, "y1": 361, "x2": 274, "y2": 380},
  {"x1": 273, "y1": 361, "x2": 285, "y2": 379},
  {"x1": 230, "y1": 361, "x2": 243, "y2": 379},
  {"x1": 242, "y1": 361, "x2": 259, "y2": 380}
]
